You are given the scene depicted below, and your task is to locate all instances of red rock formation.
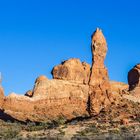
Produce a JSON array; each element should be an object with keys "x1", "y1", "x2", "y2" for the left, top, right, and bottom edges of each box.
[
  {"x1": 0, "y1": 28, "x2": 123, "y2": 122},
  {"x1": 89, "y1": 28, "x2": 110, "y2": 87},
  {"x1": 25, "y1": 90, "x2": 33, "y2": 97},
  {"x1": 110, "y1": 81, "x2": 128, "y2": 94},
  {"x1": 32, "y1": 75, "x2": 49, "y2": 96},
  {"x1": 52, "y1": 58, "x2": 90, "y2": 84},
  {"x1": 89, "y1": 28, "x2": 112, "y2": 116},
  {"x1": 127, "y1": 64, "x2": 140, "y2": 99},
  {"x1": 3, "y1": 79, "x2": 89, "y2": 122},
  {"x1": 0, "y1": 86, "x2": 4, "y2": 109},
  {"x1": 128, "y1": 64, "x2": 140, "y2": 91}
]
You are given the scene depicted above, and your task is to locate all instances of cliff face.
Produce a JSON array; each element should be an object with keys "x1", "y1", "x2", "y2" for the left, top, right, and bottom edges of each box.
[
  {"x1": 0, "y1": 28, "x2": 128, "y2": 122},
  {"x1": 3, "y1": 80, "x2": 89, "y2": 122}
]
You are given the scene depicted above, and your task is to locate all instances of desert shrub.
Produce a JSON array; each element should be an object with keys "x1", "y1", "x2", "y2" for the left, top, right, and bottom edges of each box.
[
  {"x1": 47, "y1": 116, "x2": 66, "y2": 129},
  {"x1": 109, "y1": 128, "x2": 120, "y2": 134},
  {"x1": 0, "y1": 126, "x2": 21, "y2": 139},
  {"x1": 58, "y1": 128, "x2": 65, "y2": 136},
  {"x1": 53, "y1": 116, "x2": 66, "y2": 126},
  {"x1": 76, "y1": 124, "x2": 99, "y2": 137},
  {"x1": 25, "y1": 122, "x2": 49, "y2": 132}
]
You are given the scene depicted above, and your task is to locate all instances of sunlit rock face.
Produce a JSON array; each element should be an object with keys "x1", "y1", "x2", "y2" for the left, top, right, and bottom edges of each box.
[
  {"x1": 110, "y1": 81, "x2": 128, "y2": 94},
  {"x1": 89, "y1": 28, "x2": 113, "y2": 116},
  {"x1": 0, "y1": 86, "x2": 4, "y2": 109},
  {"x1": 0, "y1": 28, "x2": 123, "y2": 122},
  {"x1": 89, "y1": 28, "x2": 110, "y2": 87},
  {"x1": 2, "y1": 79, "x2": 90, "y2": 122},
  {"x1": 52, "y1": 58, "x2": 90, "y2": 84}
]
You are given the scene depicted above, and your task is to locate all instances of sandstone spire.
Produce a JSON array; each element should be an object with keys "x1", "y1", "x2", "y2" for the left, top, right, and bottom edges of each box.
[
  {"x1": 89, "y1": 28, "x2": 112, "y2": 116},
  {"x1": 89, "y1": 28, "x2": 110, "y2": 87}
]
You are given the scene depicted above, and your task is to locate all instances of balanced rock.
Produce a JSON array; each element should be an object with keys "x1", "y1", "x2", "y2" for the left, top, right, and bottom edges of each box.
[
  {"x1": 52, "y1": 58, "x2": 90, "y2": 84},
  {"x1": 128, "y1": 64, "x2": 140, "y2": 91}
]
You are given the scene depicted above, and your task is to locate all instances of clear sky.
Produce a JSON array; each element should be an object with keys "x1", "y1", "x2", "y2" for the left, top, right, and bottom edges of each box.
[{"x1": 0, "y1": 0, "x2": 140, "y2": 95}]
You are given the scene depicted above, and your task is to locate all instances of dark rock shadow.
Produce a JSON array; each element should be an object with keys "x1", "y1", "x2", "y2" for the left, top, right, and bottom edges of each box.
[
  {"x1": 0, "y1": 109, "x2": 25, "y2": 124},
  {"x1": 128, "y1": 69, "x2": 139, "y2": 91}
]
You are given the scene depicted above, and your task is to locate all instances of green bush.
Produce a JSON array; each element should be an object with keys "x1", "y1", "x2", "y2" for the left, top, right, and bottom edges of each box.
[{"x1": 0, "y1": 126, "x2": 21, "y2": 139}]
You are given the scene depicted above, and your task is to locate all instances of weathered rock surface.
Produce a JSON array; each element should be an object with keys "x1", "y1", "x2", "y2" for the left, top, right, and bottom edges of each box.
[
  {"x1": 0, "y1": 28, "x2": 129, "y2": 123},
  {"x1": 89, "y1": 28, "x2": 110, "y2": 87},
  {"x1": 126, "y1": 64, "x2": 140, "y2": 101},
  {"x1": 89, "y1": 28, "x2": 113, "y2": 116},
  {"x1": 0, "y1": 86, "x2": 4, "y2": 109},
  {"x1": 25, "y1": 90, "x2": 33, "y2": 97},
  {"x1": 52, "y1": 58, "x2": 90, "y2": 84},
  {"x1": 2, "y1": 78, "x2": 89, "y2": 122},
  {"x1": 110, "y1": 81, "x2": 128, "y2": 94},
  {"x1": 32, "y1": 75, "x2": 49, "y2": 96},
  {"x1": 128, "y1": 64, "x2": 140, "y2": 91}
]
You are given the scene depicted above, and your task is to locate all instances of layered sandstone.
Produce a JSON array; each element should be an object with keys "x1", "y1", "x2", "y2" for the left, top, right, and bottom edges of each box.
[
  {"x1": 3, "y1": 79, "x2": 89, "y2": 122},
  {"x1": 110, "y1": 81, "x2": 128, "y2": 94}
]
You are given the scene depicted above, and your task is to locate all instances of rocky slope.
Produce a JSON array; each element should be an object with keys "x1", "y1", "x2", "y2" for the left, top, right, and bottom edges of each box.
[{"x1": 0, "y1": 28, "x2": 137, "y2": 124}]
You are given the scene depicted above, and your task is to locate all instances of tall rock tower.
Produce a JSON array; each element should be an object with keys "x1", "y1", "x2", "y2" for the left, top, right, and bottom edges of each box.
[
  {"x1": 89, "y1": 28, "x2": 110, "y2": 87},
  {"x1": 89, "y1": 28, "x2": 112, "y2": 116}
]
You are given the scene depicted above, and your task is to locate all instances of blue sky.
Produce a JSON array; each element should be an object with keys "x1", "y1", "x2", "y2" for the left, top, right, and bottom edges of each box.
[{"x1": 0, "y1": 0, "x2": 140, "y2": 95}]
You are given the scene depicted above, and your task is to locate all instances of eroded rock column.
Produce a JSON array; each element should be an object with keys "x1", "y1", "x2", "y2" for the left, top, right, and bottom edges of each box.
[{"x1": 89, "y1": 28, "x2": 112, "y2": 116}]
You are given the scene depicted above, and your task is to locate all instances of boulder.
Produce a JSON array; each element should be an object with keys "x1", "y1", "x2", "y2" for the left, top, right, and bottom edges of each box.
[
  {"x1": 25, "y1": 90, "x2": 33, "y2": 97},
  {"x1": 52, "y1": 58, "x2": 90, "y2": 84}
]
